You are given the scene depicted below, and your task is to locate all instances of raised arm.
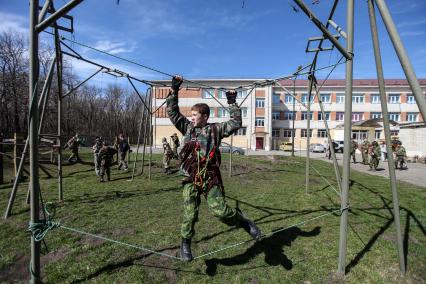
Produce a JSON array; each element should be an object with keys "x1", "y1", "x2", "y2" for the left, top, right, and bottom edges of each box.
[
  {"x1": 217, "y1": 90, "x2": 242, "y2": 139},
  {"x1": 166, "y1": 76, "x2": 191, "y2": 135}
]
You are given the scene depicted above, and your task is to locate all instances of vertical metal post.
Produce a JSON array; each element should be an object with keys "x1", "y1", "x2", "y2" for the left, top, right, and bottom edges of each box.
[
  {"x1": 29, "y1": 0, "x2": 41, "y2": 282},
  {"x1": 305, "y1": 78, "x2": 314, "y2": 194},
  {"x1": 229, "y1": 135, "x2": 233, "y2": 177},
  {"x1": 0, "y1": 134, "x2": 3, "y2": 184},
  {"x1": 374, "y1": 0, "x2": 426, "y2": 120},
  {"x1": 291, "y1": 78, "x2": 296, "y2": 156},
  {"x1": 130, "y1": 103, "x2": 145, "y2": 180},
  {"x1": 148, "y1": 89, "x2": 153, "y2": 180},
  {"x1": 54, "y1": 28, "x2": 63, "y2": 201},
  {"x1": 368, "y1": 0, "x2": 406, "y2": 274},
  {"x1": 14, "y1": 133, "x2": 18, "y2": 176},
  {"x1": 338, "y1": 0, "x2": 354, "y2": 275}
]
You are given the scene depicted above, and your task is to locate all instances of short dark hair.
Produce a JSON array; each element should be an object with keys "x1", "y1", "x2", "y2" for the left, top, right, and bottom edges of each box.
[{"x1": 191, "y1": 103, "x2": 210, "y2": 118}]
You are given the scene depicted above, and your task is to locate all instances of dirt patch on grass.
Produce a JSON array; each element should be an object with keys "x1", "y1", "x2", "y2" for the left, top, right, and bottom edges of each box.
[
  {"x1": 0, "y1": 253, "x2": 30, "y2": 283},
  {"x1": 41, "y1": 246, "x2": 69, "y2": 265},
  {"x1": 111, "y1": 227, "x2": 136, "y2": 238}
]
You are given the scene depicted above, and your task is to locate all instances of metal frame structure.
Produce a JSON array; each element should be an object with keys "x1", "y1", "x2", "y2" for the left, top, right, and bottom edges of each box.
[{"x1": 19, "y1": 0, "x2": 426, "y2": 282}]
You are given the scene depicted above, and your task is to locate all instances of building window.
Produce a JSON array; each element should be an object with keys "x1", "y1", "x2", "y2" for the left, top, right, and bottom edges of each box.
[
  {"x1": 202, "y1": 89, "x2": 214, "y2": 99},
  {"x1": 389, "y1": 112, "x2": 400, "y2": 122},
  {"x1": 255, "y1": 117, "x2": 265, "y2": 127},
  {"x1": 241, "y1": 107, "x2": 247, "y2": 118},
  {"x1": 371, "y1": 112, "x2": 382, "y2": 119},
  {"x1": 209, "y1": 108, "x2": 215, "y2": 118},
  {"x1": 301, "y1": 111, "x2": 313, "y2": 120},
  {"x1": 273, "y1": 93, "x2": 281, "y2": 105},
  {"x1": 255, "y1": 98, "x2": 265, "y2": 108},
  {"x1": 336, "y1": 94, "x2": 345, "y2": 104},
  {"x1": 284, "y1": 111, "x2": 294, "y2": 120},
  {"x1": 406, "y1": 112, "x2": 418, "y2": 122},
  {"x1": 320, "y1": 93, "x2": 331, "y2": 103},
  {"x1": 301, "y1": 129, "x2": 312, "y2": 138},
  {"x1": 283, "y1": 129, "x2": 295, "y2": 138},
  {"x1": 237, "y1": 90, "x2": 246, "y2": 98},
  {"x1": 352, "y1": 112, "x2": 363, "y2": 121},
  {"x1": 284, "y1": 94, "x2": 294, "y2": 104},
  {"x1": 272, "y1": 111, "x2": 280, "y2": 120},
  {"x1": 301, "y1": 94, "x2": 314, "y2": 104},
  {"x1": 218, "y1": 90, "x2": 226, "y2": 99},
  {"x1": 272, "y1": 129, "x2": 280, "y2": 138},
  {"x1": 352, "y1": 94, "x2": 364, "y2": 103},
  {"x1": 388, "y1": 94, "x2": 400, "y2": 104},
  {"x1": 217, "y1": 107, "x2": 229, "y2": 118},
  {"x1": 371, "y1": 94, "x2": 381, "y2": 104},
  {"x1": 375, "y1": 130, "x2": 382, "y2": 140},
  {"x1": 317, "y1": 129, "x2": 328, "y2": 138},
  {"x1": 407, "y1": 94, "x2": 416, "y2": 104},
  {"x1": 336, "y1": 112, "x2": 345, "y2": 121},
  {"x1": 236, "y1": 127, "x2": 247, "y2": 136},
  {"x1": 318, "y1": 112, "x2": 330, "y2": 121}
]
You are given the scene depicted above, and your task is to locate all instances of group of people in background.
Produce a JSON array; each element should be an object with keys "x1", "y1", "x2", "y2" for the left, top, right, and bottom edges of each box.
[
  {"x1": 64, "y1": 133, "x2": 131, "y2": 182},
  {"x1": 326, "y1": 137, "x2": 407, "y2": 171},
  {"x1": 357, "y1": 137, "x2": 407, "y2": 171}
]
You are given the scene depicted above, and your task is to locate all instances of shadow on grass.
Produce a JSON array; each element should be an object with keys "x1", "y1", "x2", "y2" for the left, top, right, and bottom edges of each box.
[
  {"x1": 345, "y1": 179, "x2": 426, "y2": 273},
  {"x1": 205, "y1": 226, "x2": 321, "y2": 276}
]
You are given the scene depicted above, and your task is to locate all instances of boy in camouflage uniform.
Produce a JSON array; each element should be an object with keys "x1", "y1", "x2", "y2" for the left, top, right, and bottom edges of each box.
[
  {"x1": 361, "y1": 138, "x2": 370, "y2": 165},
  {"x1": 98, "y1": 142, "x2": 117, "y2": 182},
  {"x1": 369, "y1": 141, "x2": 381, "y2": 171},
  {"x1": 170, "y1": 133, "x2": 180, "y2": 160},
  {"x1": 166, "y1": 75, "x2": 261, "y2": 262},
  {"x1": 350, "y1": 138, "x2": 358, "y2": 163},
  {"x1": 117, "y1": 133, "x2": 130, "y2": 171},
  {"x1": 394, "y1": 141, "x2": 407, "y2": 170},
  {"x1": 92, "y1": 136, "x2": 103, "y2": 176},
  {"x1": 162, "y1": 137, "x2": 173, "y2": 174},
  {"x1": 64, "y1": 133, "x2": 81, "y2": 163}
]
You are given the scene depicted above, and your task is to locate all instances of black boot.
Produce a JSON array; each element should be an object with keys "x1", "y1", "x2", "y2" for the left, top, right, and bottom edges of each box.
[
  {"x1": 180, "y1": 238, "x2": 193, "y2": 262},
  {"x1": 237, "y1": 209, "x2": 262, "y2": 241}
]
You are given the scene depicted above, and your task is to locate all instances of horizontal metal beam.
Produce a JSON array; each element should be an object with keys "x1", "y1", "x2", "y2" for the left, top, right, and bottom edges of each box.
[{"x1": 36, "y1": 0, "x2": 83, "y2": 33}]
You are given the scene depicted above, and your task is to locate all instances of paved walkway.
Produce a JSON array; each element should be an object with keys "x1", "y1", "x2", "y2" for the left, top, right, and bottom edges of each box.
[{"x1": 247, "y1": 149, "x2": 426, "y2": 188}]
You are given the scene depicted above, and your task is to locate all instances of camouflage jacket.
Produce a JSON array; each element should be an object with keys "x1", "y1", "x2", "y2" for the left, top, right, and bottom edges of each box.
[
  {"x1": 351, "y1": 141, "x2": 358, "y2": 152},
  {"x1": 163, "y1": 141, "x2": 173, "y2": 155},
  {"x1": 370, "y1": 145, "x2": 381, "y2": 157},
  {"x1": 396, "y1": 146, "x2": 406, "y2": 157},
  {"x1": 99, "y1": 146, "x2": 117, "y2": 162},
  {"x1": 361, "y1": 141, "x2": 370, "y2": 151},
  {"x1": 166, "y1": 90, "x2": 242, "y2": 174}
]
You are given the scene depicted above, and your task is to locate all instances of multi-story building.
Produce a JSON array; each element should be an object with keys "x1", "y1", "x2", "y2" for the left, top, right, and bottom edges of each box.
[{"x1": 152, "y1": 79, "x2": 425, "y2": 151}]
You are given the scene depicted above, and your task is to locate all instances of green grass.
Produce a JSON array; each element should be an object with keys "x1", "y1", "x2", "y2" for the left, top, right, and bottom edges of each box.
[{"x1": 0, "y1": 150, "x2": 425, "y2": 283}]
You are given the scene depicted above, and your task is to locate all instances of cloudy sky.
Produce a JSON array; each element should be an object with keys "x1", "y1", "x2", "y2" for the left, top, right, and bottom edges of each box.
[{"x1": 1, "y1": 0, "x2": 426, "y2": 88}]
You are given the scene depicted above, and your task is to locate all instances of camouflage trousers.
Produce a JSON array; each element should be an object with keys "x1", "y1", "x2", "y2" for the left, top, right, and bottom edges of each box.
[
  {"x1": 163, "y1": 154, "x2": 172, "y2": 169},
  {"x1": 94, "y1": 153, "x2": 100, "y2": 176},
  {"x1": 350, "y1": 151, "x2": 356, "y2": 163},
  {"x1": 395, "y1": 156, "x2": 405, "y2": 169},
  {"x1": 117, "y1": 151, "x2": 128, "y2": 170},
  {"x1": 369, "y1": 156, "x2": 379, "y2": 170},
  {"x1": 362, "y1": 151, "x2": 369, "y2": 164},
  {"x1": 68, "y1": 148, "x2": 80, "y2": 163},
  {"x1": 172, "y1": 147, "x2": 179, "y2": 160},
  {"x1": 181, "y1": 183, "x2": 239, "y2": 239},
  {"x1": 100, "y1": 159, "x2": 111, "y2": 181}
]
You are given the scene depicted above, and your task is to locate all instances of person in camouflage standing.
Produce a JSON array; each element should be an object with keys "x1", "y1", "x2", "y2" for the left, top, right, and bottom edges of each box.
[
  {"x1": 117, "y1": 133, "x2": 130, "y2": 171},
  {"x1": 350, "y1": 138, "x2": 358, "y2": 163},
  {"x1": 394, "y1": 141, "x2": 407, "y2": 170},
  {"x1": 361, "y1": 138, "x2": 370, "y2": 165},
  {"x1": 98, "y1": 142, "x2": 117, "y2": 182},
  {"x1": 166, "y1": 75, "x2": 261, "y2": 262},
  {"x1": 64, "y1": 133, "x2": 81, "y2": 163},
  {"x1": 170, "y1": 133, "x2": 180, "y2": 160},
  {"x1": 92, "y1": 136, "x2": 103, "y2": 176},
  {"x1": 369, "y1": 141, "x2": 381, "y2": 171},
  {"x1": 162, "y1": 137, "x2": 173, "y2": 174}
]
